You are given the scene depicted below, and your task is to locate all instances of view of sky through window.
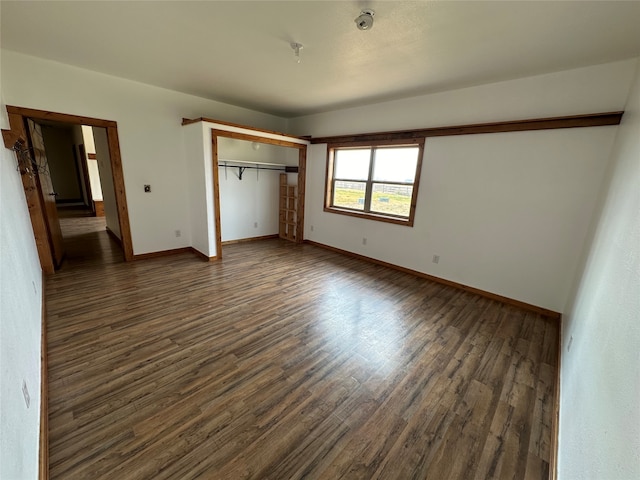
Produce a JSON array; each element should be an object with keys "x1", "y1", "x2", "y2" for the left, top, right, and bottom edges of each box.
[{"x1": 334, "y1": 147, "x2": 419, "y2": 183}]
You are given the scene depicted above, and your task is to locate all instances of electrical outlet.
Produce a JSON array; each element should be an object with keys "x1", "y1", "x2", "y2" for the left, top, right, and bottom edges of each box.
[
  {"x1": 254, "y1": 222, "x2": 258, "y2": 228},
  {"x1": 362, "y1": 237, "x2": 367, "y2": 245},
  {"x1": 144, "y1": 184, "x2": 151, "y2": 193},
  {"x1": 175, "y1": 230, "x2": 181, "y2": 238},
  {"x1": 22, "y1": 380, "x2": 30, "y2": 408},
  {"x1": 568, "y1": 335, "x2": 573, "y2": 352},
  {"x1": 432, "y1": 255, "x2": 440, "y2": 264}
]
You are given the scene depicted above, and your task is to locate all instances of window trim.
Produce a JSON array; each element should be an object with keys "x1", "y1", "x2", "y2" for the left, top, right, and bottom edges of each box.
[{"x1": 324, "y1": 139, "x2": 425, "y2": 227}]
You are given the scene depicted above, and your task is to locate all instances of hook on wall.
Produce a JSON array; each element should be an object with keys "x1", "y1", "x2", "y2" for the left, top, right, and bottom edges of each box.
[{"x1": 10, "y1": 139, "x2": 47, "y2": 178}]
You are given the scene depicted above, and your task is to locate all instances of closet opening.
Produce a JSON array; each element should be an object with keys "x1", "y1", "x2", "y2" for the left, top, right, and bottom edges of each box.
[{"x1": 211, "y1": 130, "x2": 307, "y2": 259}]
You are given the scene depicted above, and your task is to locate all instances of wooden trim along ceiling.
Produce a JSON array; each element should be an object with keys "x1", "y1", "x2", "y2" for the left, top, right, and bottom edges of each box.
[
  {"x1": 310, "y1": 111, "x2": 623, "y2": 144},
  {"x1": 3, "y1": 105, "x2": 134, "y2": 264},
  {"x1": 305, "y1": 239, "x2": 562, "y2": 320}
]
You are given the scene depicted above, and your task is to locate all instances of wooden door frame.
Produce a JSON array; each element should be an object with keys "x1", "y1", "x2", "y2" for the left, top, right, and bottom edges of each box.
[
  {"x1": 3, "y1": 106, "x2": 133, "y2": 271},
  {"x1": 26, "y1": 118, "x2": 66, "y2": 268},
  {"x1": 210, "y1": 129, "x2": 307, "y2": 259}
]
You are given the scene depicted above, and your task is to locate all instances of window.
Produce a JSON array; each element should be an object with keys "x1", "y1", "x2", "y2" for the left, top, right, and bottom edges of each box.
[{"x1": 325, "y1": 142, "x2": 424, "y2": 226}]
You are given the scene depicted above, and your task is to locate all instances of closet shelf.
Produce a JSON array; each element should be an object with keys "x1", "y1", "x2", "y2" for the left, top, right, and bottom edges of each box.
[
  {"x1": 219, "y1": 159, "x2": 295, "y2": 168},
  {"x1": 279, "y1": 173, "x2": 297, "y2": 243}
]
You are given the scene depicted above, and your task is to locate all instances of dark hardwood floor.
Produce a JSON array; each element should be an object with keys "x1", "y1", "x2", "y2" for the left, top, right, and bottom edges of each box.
[
  {"x1": 55, "y1": 206, "x2": 123, "y2": 267},
  {"x1": 46, "y1": 216, "x2": 557, "y2": 479}
]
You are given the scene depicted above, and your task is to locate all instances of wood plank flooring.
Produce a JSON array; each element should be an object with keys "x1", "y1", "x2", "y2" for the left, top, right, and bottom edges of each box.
[{"x1": 46, "y1": 216, "x2": 557, "y2": 479}]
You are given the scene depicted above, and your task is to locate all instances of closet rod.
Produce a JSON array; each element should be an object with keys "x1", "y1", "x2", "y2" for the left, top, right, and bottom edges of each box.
[{"x1": 219, "y1": 162, "x2": 297, "y2": 180}]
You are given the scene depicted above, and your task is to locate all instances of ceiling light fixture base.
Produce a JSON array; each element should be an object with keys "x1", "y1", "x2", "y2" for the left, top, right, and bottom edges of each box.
[
  {"x1": 290, "y1": 42, "x2": 303, "y2": 63},
  {"x1": 355, "y1": 9, "x2": 375, "y2": 31}
]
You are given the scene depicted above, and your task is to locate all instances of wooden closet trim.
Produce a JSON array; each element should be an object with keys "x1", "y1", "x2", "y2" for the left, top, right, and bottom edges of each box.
[
  {"x1": 210, "y1": 128, "x2": 308, "y2": 257},
  {"x1": 183, "y1": 116, "x2": 309, "y2": 142}
]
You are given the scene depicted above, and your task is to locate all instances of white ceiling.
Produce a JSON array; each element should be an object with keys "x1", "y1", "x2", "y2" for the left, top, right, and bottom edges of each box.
[{"x1": 2, "y1": 1, "x2": 640, "y2": 118}]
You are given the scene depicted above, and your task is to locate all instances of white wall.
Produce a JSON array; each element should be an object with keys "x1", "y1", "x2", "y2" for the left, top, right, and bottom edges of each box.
[
  {"x1": 1, "y1": 50, "x2": 288, "y2": 255},
  {"x1": 184, "y1": 121, "x2": 308, "y2": 256},
  {"x1": 218, "y1": 138, "x2": 299, "y2": 165},
  {"x1": 218, "y1": 166, "x2": 281, "y2": 242},
  {"x1": 93, "y1": 127, "x2": 120, "y2": 238},
  {"x1": 218, "y1": 138, "x2": 298, "y2": 242},
  {"x1": 422, "y1": 129, "x2": 616, "y2": 312},
  {"x1": 558, "y1": 59, "x2": 640, "y2": 479},
  {"x1": 86, "y1": 160, "x2": 103, "y2": 201},
  {"x1": 0, "y1": 147, "x2": 43, "y2": 480},
  {"x1": 305, "y1": 126, "x2": 616, "y2": 312},
  {"x1": 80, "y1": 125, "x2": 103, "y2": 201},
  {"x1": 295, "y1": 59, "x2": 637, "y2": 312},
  {"x1": 183, "y1": 123, "x2": 210, "y2": 256},
  {"x1": 0, "y1": 93, "x2": 9, "y2": 129},
  {"x1": 41, "y1": 125, "x2": 81, "y2": 201},
  {"x1": 71, "y1": 125, "x2": 90, "y2": 206},
  {"x1": 290, "y1": 59, "x2": 637, "y2": 137},
  {"x1": 81, "y1": 125, "x2": 95, "y2": 154}
]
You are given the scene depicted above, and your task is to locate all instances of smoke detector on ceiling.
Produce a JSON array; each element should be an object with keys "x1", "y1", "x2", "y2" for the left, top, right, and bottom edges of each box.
[{"x1": 355, "y1": 9, "x2": 375, "y2": 31}]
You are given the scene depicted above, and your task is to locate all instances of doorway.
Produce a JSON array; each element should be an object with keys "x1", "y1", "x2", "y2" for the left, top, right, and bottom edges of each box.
[
  {"x1": 210, "y1": 129, "x2": 307, "y2": 259},
  {"x1": 4, "y1": 106, "x2": 133, "y2": 273},
  {"x1": 217, "y1": 137, "x2": 300, "y2": 244},
  {"x1": 39, "y1": 121, "x2": 124, "y2": 266}
]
